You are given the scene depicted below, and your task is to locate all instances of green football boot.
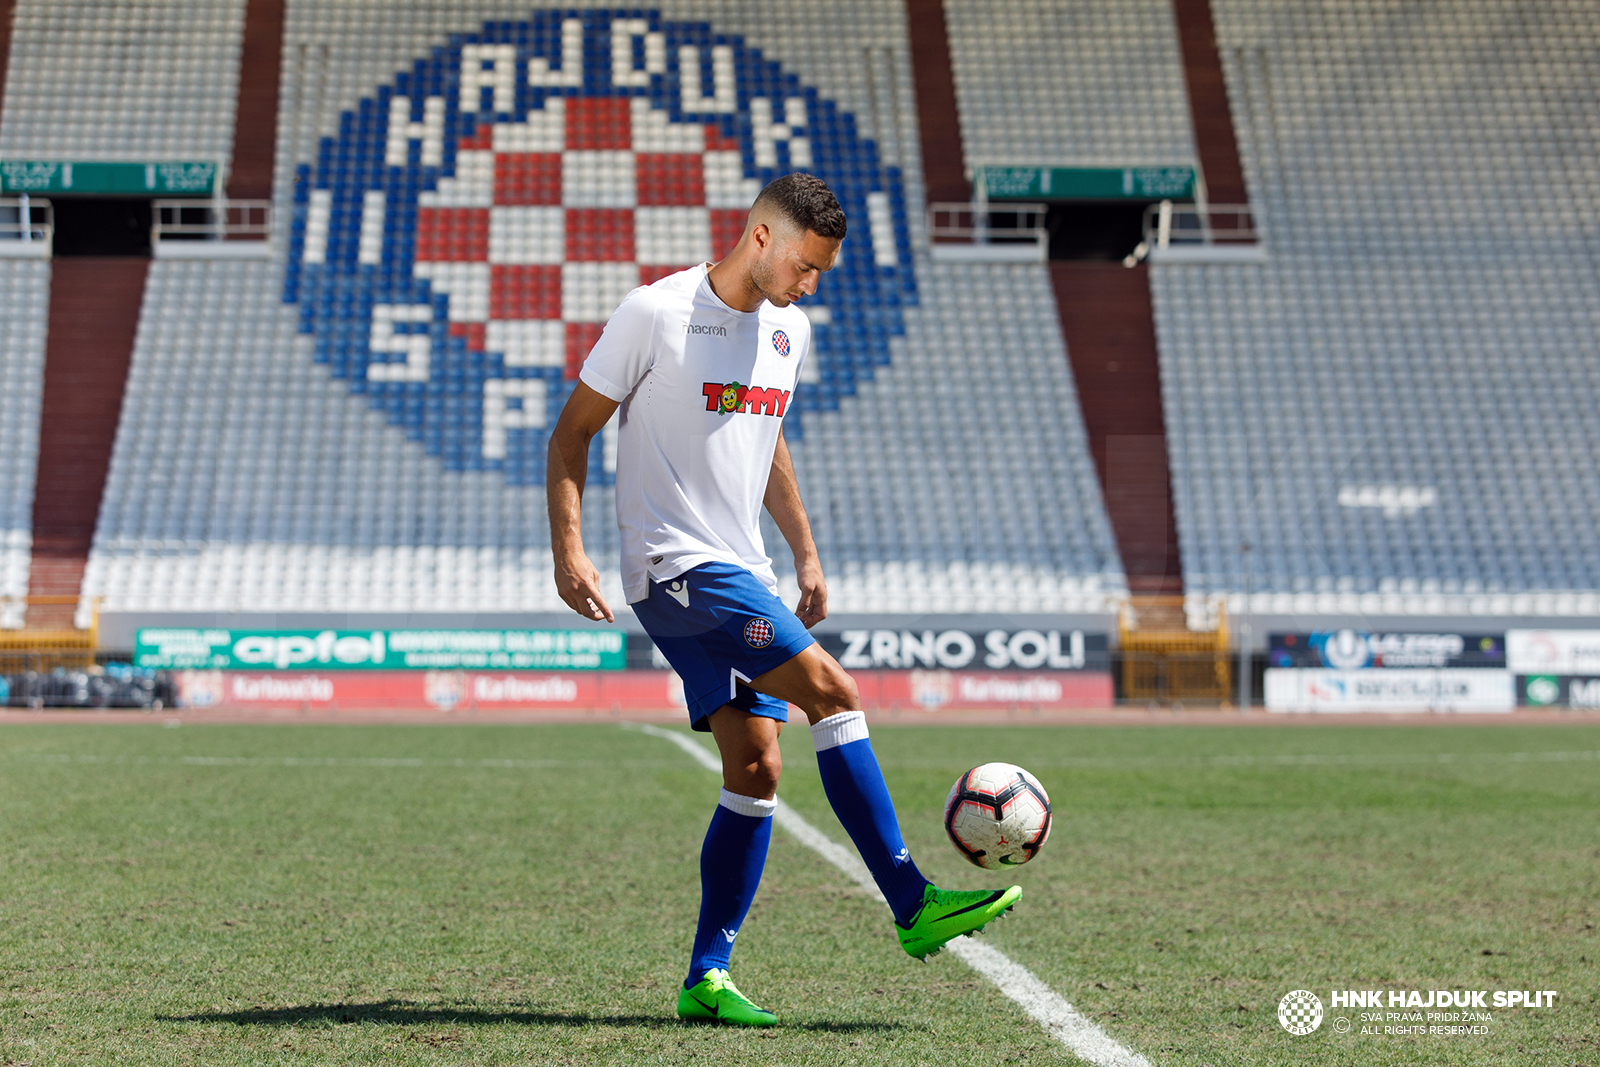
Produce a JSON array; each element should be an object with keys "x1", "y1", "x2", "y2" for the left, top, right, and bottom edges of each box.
[
  {"x1": 677, "y1": 968, "x2": 777, "y2": 1027},
  {"x1": 896, "y1": 883, "x2": 1023, "y2": 960}
]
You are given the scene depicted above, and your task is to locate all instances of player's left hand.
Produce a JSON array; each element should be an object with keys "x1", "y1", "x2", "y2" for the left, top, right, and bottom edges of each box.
[{"x1": 794, "y1": 559, "x2": 828, "y2": 628}]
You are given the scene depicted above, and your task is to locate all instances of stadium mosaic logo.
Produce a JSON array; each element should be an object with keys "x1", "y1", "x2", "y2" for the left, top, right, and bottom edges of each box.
[
  {"x1": 284, "y1": 9, "x2": 915, "y2": 486},
  {"x1": 1278, "y1": 989, "x2": 1324, "y2": 1035}
]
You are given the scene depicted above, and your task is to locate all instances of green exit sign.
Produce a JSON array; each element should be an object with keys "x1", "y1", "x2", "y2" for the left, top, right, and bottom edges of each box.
[
  {"x1": 0, "y1": 160, "x2": 217, "y2": 195},
  {"x1": 979, "y1": 165, "x2": 1195, "y2": 201}
]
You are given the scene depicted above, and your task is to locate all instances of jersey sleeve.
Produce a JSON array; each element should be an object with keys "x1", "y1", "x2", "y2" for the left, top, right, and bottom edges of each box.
[
  {"x1": 789, "y1": 313, "x2": 814, "y2": 387},
  {"x1": 579, "y1": 288, "x2": 658, "y2": 401}
]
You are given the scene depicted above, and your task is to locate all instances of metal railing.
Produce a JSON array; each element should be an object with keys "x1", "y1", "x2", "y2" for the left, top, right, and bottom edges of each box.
[
  {"x1": 0, "y1": 196, "x2": 54, "y2": 250},
  {"x1": 927, "y1": 201, "x2": 1049, "y2": 261},
  {"x1": 1127, "y1": 200, "x2": 1262, "y2": 265},
  {"x1": 151, "y1": 198, "x2": 271, "y2": 245}
]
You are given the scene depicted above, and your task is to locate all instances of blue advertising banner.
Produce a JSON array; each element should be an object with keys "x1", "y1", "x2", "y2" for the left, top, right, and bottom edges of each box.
[{"x1": 1269, "y1": 631, "x2": 1504, "y2": 670}]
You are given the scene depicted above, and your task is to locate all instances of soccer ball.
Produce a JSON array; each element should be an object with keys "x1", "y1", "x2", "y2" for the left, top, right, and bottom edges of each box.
[{"x1": 944, "y1": 763, "x2": 1052, "y2": 869}]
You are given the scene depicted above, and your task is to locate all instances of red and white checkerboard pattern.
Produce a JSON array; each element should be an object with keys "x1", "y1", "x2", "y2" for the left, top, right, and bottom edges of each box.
[{"x1": 413, "y1": 97, "x2": 761, "y2": 378}]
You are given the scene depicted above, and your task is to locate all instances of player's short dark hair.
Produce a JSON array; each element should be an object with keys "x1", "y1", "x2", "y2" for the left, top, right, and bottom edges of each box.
[{"x1": 753, "y1": 173, "x2": 847, "y2": 240}]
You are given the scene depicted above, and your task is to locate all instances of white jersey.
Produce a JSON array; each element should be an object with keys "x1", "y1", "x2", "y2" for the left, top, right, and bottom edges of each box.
[{"x1": 579, "y1": 264, "x2": 811, "y2": 604}]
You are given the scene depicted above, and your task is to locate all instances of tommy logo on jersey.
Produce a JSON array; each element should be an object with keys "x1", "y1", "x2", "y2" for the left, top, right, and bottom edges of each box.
[
  {"x1": 283, "y1": 9, "x2": 914, "y2": 488},
  {"x1": 703, "y1": 382, "x2": 790, "y2": 417}
]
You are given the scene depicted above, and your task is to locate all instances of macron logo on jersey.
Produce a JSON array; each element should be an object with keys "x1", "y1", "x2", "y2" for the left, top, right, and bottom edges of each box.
[{"x1": 703, "y1": 381, "x2": 790, "y2": 417}]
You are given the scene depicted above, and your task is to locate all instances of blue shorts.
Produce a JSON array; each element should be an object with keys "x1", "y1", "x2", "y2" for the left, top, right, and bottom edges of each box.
[{"x1": 632, "y1": 562, "x2": 816, "y2": 731}]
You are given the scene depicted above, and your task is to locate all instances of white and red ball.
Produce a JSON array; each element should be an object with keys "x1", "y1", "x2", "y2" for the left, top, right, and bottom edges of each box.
[{"x1": 944, "y1": 763, "x2": 1052, "y2": 870}]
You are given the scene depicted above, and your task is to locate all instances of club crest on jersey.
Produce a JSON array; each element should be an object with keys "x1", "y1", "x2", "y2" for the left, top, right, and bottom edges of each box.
[
  {"x1": 283, "y1": 9, "x2": 915, "y2": 486},
  {"x1": 772, "y1": 329, "x2": 790, "y2": 356},
  {"x1": 744, "y1": 618, "x2": 775, "y2": 648}
]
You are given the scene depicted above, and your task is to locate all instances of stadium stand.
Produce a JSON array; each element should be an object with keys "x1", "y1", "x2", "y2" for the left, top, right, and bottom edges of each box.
[
  {"x1": 1152, "y1": 0, "x2": 1600, "y2": 616},
  {"x1": 944, "y1": 0, "x2": 1195, "y2": 167},
  {"x1": 76, "y1": 1, "x2": 1124, "y2": 619},
  {"x1": 0, "y1": 0, "x2": 246, "y2": 161},
  {"x1": 0, "y1": 261, "x2": 48, "y2": 620}
]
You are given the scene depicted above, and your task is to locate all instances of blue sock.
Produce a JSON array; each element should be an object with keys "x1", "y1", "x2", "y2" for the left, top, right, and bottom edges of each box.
[
  {"x1": 685, "y1": 788, "x2": 773, "y2": 988},
  {"x1": 811, "y1": 712, "x2": 931, "y2": 926}
]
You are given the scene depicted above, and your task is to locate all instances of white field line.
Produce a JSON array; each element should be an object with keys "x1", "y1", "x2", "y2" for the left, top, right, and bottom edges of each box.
[{"x1": 627, "y1": 722, "x2": 1153, "y2": 1067}]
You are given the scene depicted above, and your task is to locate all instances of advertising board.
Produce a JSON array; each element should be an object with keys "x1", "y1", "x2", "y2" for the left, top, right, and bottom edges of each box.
[
  {"x1": 1517, "y1": 674, "x2": 1600, "y2": 709},
  {"x1": 815, "y1": 628, "x2": 1109, "y2": 671},
  {"x1": 1505, "y1": 630, "x2": 1600, "y2": 675},
  {"x1": 1264, "y1": 668, "x2": 1514, "y2": 713},
  {"x1": 136, "y1": 628, "x2": 625, "y2": 671},
  {"x1": 1269, "y1": 631, "x2": 1504, "y2": 670},
  {"x1": 172, "y1": 669, "x2": 1114, "y2": 711}
]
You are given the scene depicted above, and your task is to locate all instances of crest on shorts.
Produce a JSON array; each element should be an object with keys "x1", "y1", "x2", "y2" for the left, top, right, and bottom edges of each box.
[
  {"x1": 743, "y1": 618, "x2": 775, "y2": 648},
  {"x1": 283, "y1": 9, "x2": 917, "y2": 487}
]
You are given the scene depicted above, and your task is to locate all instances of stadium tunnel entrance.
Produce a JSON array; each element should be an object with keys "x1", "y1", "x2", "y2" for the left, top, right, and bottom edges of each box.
[
  {"x1": 48, "y1": 197, "x2": 152, "y2": 257},
  {"x1": 978, "y1": 166, "x2": 1200, "y2": 262},
  {"x1": 1042, "y1": 199, "x2": 1172, "y2": 262}
]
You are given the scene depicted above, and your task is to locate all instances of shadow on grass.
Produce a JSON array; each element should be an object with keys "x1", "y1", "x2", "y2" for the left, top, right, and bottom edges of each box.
[{"x1": 159, "y1": 1000, "x2": 909, "y2": 1033}]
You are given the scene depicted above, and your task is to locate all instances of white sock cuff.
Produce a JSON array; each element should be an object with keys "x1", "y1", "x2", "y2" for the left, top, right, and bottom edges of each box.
[
  {"x1": 809, "y1": 710, "x2": 869, "y2": 751},
  {"x1": 718, "y1": 788, "x2": 776, "y2": 818}
]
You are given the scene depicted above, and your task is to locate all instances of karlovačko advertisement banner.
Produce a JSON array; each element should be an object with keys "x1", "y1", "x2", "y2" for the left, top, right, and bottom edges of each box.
[
  {"x1": 1517, "y1": 674, "x2": 1600, "y2": 709},
  {"x1": 1264, "y1": 668, "x2": 1515, "y2": 713},
  {"x1": 135, "y1": 628, "x2": 626, "y2": 671},
  {"x1": 1505, "y1": 630, "x2": 1600, "y2": 675},
  {"x1": 815, "y1": 628, "x2": 1109, "y2": 671},
  {"x1": 172, "y1": 668, "x2": 1114, "y2": 712},
  {"x1": 1269, "y1": 631, "x2": 1505, "y2": 670}
]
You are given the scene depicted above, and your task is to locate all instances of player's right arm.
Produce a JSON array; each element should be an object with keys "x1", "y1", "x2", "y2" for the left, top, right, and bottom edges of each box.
[
  {"x1": 548, "y1": 286, "x2": 660, "y2": 622},
  {"x1": 547, "y1": 381, "x2": 621, "y2": 622}
]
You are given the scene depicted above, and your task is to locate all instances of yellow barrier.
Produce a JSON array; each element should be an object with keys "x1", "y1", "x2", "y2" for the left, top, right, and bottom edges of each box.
[
  {"x1": 1118, "y1": 596, "x2": 1232, "y2": 703},
  {"x1": 0, "y1": 596, "x2": 99, "y2": 672}
]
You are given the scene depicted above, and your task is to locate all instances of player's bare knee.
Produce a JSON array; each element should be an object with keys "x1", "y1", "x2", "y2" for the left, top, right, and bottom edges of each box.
[
  {"x1": 810, "y1": 663, "x2": 859, "y2": 718},
  {"x1": 747, "y1": 746, "x2": 782, "y2": 796}
]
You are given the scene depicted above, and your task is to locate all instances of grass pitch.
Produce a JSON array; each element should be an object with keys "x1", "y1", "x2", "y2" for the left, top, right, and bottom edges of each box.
[{"x1": 0, "y1": 720, "x2": 1595, "y2": 1066}]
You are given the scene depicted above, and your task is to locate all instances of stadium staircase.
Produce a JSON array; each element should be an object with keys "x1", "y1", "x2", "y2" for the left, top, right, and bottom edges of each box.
[
  {"x1": 1170, "y1": 0, "x2": 1248, "y2": 208},
  {"x1": 27, "y1": 259, "x2": 148, "y2": 628},
  {"x1": 903, "y1": 0, "x2": 969, "y2": 203},
  {"x1": 227, "y1": 0, "x2": 286, "y2": 201},
  {"x1": 1050, "y1": 262, "x2": 1183, "y2": 597},
  {"x1": 0, "y1": 0, "x2": 13, "y2": 106}
]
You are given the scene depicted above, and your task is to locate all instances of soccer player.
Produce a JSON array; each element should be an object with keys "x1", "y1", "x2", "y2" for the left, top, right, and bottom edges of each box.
[{"x1": 547, "y1": 174, "x2": 1020, "y2": 1027}]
